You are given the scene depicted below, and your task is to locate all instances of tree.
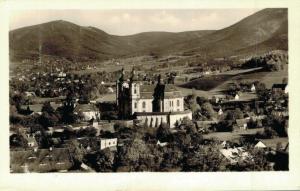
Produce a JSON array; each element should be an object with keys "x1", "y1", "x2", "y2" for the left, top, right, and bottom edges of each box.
[
  {"x1": 10, "y1": 133, "x2": 27, "y2": 148},
  {"x1": 160, "y1": 147, "x2": 183, "y2": 171},
  {"x1": 41, "y1": 102, "x2": 55, "y2": 114},
  {"x1": 233, "y1": 108, "x2": 244, "y2": 119},
  {"x1": 84, "y1": 148, "x2": 115, "y2": 172},
  {"x1": 77, "y1": 126, "x2": 97, "y2": 137},
  {"x1": 201, "y1": 102, "x2": 215, "y2": 119},
  {"x1": 256, "y1": 82, "x2": 270, "y2": 101},
  {"x1": 172, "y1": 132, "x2": 191, "y2": 147},
  {"x1": 282, "y1": 77, "x2": 288, "y2": 84},
  {"x1": 67, "y1": 139, "x2": 84, "y2": 163},
  {"x1": 186, "y1": 93, "x2": 201, "y2": 119},
  {"x1": 11, "y1": 93, "x2": 26, "y2": 109},
  {"x1": 213, "y1": 120, "x2": 233, "y2": 132},
  {"x1": 116, "y1": 138, "x2": 150, "y2": 170},
  {"x1": 58, "y1": 92, "x2": 78, "y2": 124},
  {"x1": 38, "y1": 112, "x2": 59, "y2": 128},
  {"x1": 180, "y1": 117, "x2": 197, "y2": 134},
  {"x1": 156, "y1": 122, "x2": 172, "y2": 142}
]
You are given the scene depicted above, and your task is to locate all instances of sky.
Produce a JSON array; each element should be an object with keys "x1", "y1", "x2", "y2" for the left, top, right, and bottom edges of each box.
[{"x1": 10, "y1": 9, "x2": 260, "y2": 35}]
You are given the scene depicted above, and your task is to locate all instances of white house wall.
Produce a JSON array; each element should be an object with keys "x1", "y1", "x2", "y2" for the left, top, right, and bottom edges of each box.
[{"x1": 100, "y1": 138, "x2": 118, "y2": 150}]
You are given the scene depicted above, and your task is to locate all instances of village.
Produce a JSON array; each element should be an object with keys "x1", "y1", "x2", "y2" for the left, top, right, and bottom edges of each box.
[{"x1": 9, "y1": 49, "x2": 289, "y2": 172}]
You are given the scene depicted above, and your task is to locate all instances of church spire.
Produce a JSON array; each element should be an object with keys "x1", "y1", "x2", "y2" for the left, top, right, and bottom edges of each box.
[
  {"x1": 157, "y1": 74, "x2": 164, "y2": 85},
  {"x1": 118, "y1": 67, "x2": 125, "y2": 82},
  {"x1": 130, "y1": 67, "x2": 138, "y2": 81}
]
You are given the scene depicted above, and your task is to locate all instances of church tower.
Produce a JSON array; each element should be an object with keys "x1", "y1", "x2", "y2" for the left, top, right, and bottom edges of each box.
[
  {"x1": 116, "y1": 68, "x2": 131, "y2": 119},
  {"x1": 152, "y1": 74, "x2": 165, "y2": 112},
  {"x1": 129, "y1": 67, "x2": 140, "y2": 114}
]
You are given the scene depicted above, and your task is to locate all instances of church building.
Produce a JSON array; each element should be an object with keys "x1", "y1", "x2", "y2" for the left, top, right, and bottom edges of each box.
[{"x1": 116, "y1": 68, "x2": 192, "y2": 128}]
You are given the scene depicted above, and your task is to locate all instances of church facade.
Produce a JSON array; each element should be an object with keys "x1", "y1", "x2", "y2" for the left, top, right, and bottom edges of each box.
[{"x1": 116, "y1": 68, "x2": 192, "y2": 128}]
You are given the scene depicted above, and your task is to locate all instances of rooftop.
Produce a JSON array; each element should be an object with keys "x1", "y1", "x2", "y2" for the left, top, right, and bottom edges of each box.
[
  {"x1": 135, "y1": 110, "x2": 192, "y2": 116},
  {"x1": 272, "y1": 83, "x2": 287, "y2": 89},
  {"x1": 10, "y1": 148, "x2": 73, "y2": 173},
  {"x1": 140, "y1": 84, "x2": 182, "y2": 99},
  {"x1": 74, "y1": 104, "x2": 98, "y2": 112}
]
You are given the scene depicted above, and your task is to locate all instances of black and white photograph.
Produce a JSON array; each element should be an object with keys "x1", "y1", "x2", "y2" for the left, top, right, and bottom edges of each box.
[
  {"x1": 8, "y1": 8, "x2": 289, "y2": 173},
  {"x1": 1, "y1": 0, "x2": 300, "y2": 190}
]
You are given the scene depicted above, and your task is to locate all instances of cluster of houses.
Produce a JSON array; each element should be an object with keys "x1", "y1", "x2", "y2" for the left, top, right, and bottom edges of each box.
[
  {"x1": 10, "y1": 57, "x2": 289, "y2": 172},
  {"x1": 11, "y1": 66, "x2": 115, "y2": 99},
  {"x1": 10, "y1": 120, "x2": 119, "y2": 173}
]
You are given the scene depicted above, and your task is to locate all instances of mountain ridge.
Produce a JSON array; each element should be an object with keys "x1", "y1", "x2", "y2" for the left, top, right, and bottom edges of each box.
[{"x1": 9, "y1": 8, "x2": 288, "y2": 62}]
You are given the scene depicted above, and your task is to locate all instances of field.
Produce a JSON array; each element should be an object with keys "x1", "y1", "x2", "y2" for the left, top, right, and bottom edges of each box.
[
  {"x1": 95, "y1": 93, "x2": 116, "y2": 102},
  {"x1": 203, "y1": 128, "x2": 264, "y2": 141},
  {"x1": 203, "y1": 128, "x2": 288, "y2": 149},
  {"x1": 32, "y1": 96, "x2": 66, "y2": 104},
  {"x1": 176, "y1": 66, "x2": 287, "y2": 98},
  {"x1": 179, "y1": 67, "x2": 264, "y2": 91}
]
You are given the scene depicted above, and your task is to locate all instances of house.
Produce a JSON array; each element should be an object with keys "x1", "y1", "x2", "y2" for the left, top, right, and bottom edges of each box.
[
  {"x1": 80, "y1": 162, "x2": 95, "y2": 172},
  {"x1": 24, "y1": 91, "x2": 36, "y2": 97},
  {"x1": 107, "y1": 87, "x2": 114, "y2": 93},
  {"x1": 272, "y1": 84, "x2": 288, "y2": 94},
  {"x1": 74, "y1": 103, "x2": 100, "y2": 121},
  {"x1": 26, "y1": 135, "x2": 38, "y2": 148},
  {"x1": 25, "y1": 102, "x2": 61, "y2": 116},
  {"x1": 212, "y1": 94, "x2": 226, "y2": 103},
  {"x1": 221, "y1": 141, "x2": 227, "y2": 148},
  {"x1": 27, "y1": 104, "x2": 43, "y2": 115},
  {"x1": 157, "y1": 140, "x2": 168, "y2": 147},
  {"x1": 100, "y1": 138, "x2": 118, "y2": 150},
  {"x1": 255, "y1": 141, "x2": 267, "y2": 148},
  {"x1": 250, "y1": 84, "x2": 256, "y2": 92},
  {"x1": 204, "y1": 71, "x2": 211, "y2": 75},
  {"x1": 58, "y1": 71, "x2": 66, "y2": 78},
  {"x1": 219, "y1": 147, "x2": 252, "y2": 164},
  {"x1": 271, "y1": 110, "x2": 289, "y2": 117},
  {"x1": 234, "y1": 93, "x2": 240, "y2": 100},
  {"x1": 46, "y1": 127, "x2": 65, "y2": 137},
  {"x1": 10, "y1": 148, "x2": 74, "y2": 173},
  {"x1": 218, "y1": 108, "x2": 223, "y2": 116}
]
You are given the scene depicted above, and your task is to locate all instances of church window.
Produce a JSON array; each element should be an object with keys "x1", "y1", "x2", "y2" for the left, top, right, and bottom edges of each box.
[
  {"x1": 134, "y1": 88, "x2": 137, "y2": 94},
  {"x1": 177, "y1": 99, "x2": 180, "y2": 107},
  {"x1": 134, "y1": 102, "x2": 137, "y2": 109},
  {"x1": 142, "y1": 101, "x2": 146, "y2": 108}
]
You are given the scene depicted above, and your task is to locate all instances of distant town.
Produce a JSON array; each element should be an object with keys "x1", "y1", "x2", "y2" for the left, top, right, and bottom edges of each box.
[{"x1": 9, "y1": 9, "x2": 288, "y2": 172}]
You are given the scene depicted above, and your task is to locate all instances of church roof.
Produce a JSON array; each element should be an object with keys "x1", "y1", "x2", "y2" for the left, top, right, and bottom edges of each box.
[
  {"x1": 74, "y1": 104, "x2": 98, "y2": 112},
  {"x1": 272, "y1": 83, "x2": 287, "y2": 90},
  {"x1": 140, "y1": 84, "x2": 182, "y2": 99},
  {"x1": 140, "y1": 85, "x2": 155, "y2": 92}
]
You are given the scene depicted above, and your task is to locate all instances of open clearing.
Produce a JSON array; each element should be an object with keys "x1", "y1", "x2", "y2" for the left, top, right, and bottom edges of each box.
[
  {"x1": 179, "y1": 67, "x2": 264, "y2": 91},
  {"x1": 177, "y1": 66, "x2": 287, "y2": 97},
  {"x1": 203, "y1": 128, "x2": 288, "y2": 149}
]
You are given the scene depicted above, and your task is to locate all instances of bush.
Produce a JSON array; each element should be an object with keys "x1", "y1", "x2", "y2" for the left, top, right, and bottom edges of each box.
[{"x1": 256, "y1": 127, "x2": 278, "y2": 139}]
